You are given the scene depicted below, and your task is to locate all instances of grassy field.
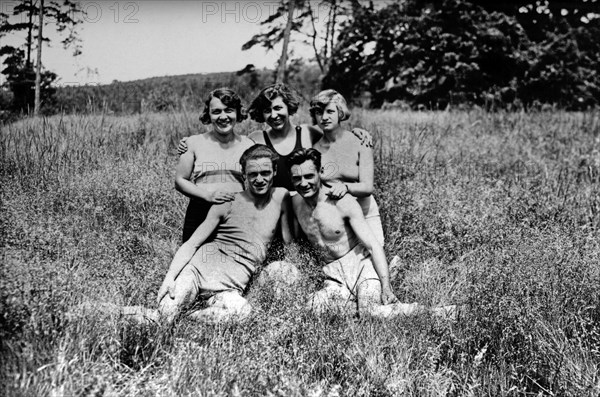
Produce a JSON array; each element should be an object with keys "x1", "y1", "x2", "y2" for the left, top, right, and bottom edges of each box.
[{"x1": 1, "y1": 109, "x2": 599, "y2": 396}]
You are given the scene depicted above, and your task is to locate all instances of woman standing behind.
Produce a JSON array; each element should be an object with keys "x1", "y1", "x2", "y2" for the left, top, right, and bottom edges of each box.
[
  {"x1": 247, "y1": 84, "x2": 321, "y2": 191},
  {"x1": 310, "y1": 89, "x2": 384, "y2": 245},
  {"x1": 176, "y1": 88, "x2": 254, "y2": 242}
]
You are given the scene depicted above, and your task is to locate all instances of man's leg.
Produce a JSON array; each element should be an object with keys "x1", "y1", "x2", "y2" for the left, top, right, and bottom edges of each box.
[
  {"x1": 248, "y1": 261, "x2": 301, "y2": 300},
  {"x1": 66, "y1": 300, "x2": 161, "y2": 324},
  {"x1": 356, "y1": 279, "x2": 424, "y2": 318},
  {"x1": 308, "y1": 281, "x2": 354, "y2": 315},
  {"x1": 67, "y1": 265, "x2": 200, "y2": 325},
  {"x1": 187, "y1": 291, "x2": 251, "y2": 323},
  {"x1": 158, "y1": 265, "x2": 200, "y2": 325}
]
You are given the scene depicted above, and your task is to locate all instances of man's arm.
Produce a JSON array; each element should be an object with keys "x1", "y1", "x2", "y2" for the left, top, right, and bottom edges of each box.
[
  {"x1": 290, "y1": 194, "x2": 306, "y2": 240},
  {"x1": 340, "y1": 198, "x2": 398, "y2": 304},
  {"x1": 279, "y1": 190, "x2": 293, "y2": 244},
  {"x1": 157, "y1": 203, "x2": 227, "y2": 303}
]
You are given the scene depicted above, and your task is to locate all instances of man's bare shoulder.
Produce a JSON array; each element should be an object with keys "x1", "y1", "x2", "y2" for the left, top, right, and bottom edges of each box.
[
  {"x1": 272, "y1": 187, "x2": 290, "y2": 202},
  {"x1": 290, "y1": 192, "x2": 305, "y2": 208}
]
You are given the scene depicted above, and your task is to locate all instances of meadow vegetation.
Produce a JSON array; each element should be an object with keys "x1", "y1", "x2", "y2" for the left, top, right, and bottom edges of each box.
[{"x1": 1, "y1": 109, "x2": 599, "y2": 396}]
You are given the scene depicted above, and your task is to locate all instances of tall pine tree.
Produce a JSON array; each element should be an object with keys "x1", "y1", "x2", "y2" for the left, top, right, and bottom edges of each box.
[{"x1": 0, "y1": 0, "x2": 83, "y2": 114}]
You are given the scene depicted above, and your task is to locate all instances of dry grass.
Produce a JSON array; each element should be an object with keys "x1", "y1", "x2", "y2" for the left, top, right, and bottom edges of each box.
[{"x1": 1, "y1": 109, "x2": 599, "y2": 396}]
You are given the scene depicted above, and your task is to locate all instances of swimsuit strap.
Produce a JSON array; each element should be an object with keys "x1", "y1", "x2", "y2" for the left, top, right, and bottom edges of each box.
[
  {"x1": 263, "y1": 127, "x2": 301, "y2": 155},
  {"x1": 294, "y1": 125, "x2": 303, "y2": 150},
  {"x1": 262, "y1": 130, "x2": 274, "y2": 149}
]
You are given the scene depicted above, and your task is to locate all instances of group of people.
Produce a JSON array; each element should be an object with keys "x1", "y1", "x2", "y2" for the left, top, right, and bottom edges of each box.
[{"x1": 115, "y1": 84, "x2": 454, "y2": 324}]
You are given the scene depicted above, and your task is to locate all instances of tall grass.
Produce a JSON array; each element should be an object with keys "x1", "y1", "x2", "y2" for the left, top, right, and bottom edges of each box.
[{"x1": 1, "y1": 109, "x2": 599, "y2": 396}]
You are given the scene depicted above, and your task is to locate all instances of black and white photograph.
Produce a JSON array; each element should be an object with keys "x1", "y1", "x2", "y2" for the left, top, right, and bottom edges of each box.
[{"x1": 1, "y1": 0, "x2": 599, "y2": 395}]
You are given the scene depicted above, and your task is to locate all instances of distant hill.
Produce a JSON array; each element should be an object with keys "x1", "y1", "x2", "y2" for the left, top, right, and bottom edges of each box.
[{"x1": 53, "y1": 68, "x2": 276, "y2": 114}]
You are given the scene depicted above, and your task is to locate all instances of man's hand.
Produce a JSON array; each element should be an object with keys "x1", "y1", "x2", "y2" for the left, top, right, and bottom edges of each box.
[
  {"x1": 351, "y1": 128, "x2": 373, "y2": 148},
  {"x1": 208, "y1": 191, "x2": 236, "y2": 204},
  {"x1": 326, "y1": 182, "x2": 349, "y2": 200},
  {"x1": 381, "y1": 285, "x2": 399, "y2": 305},
  {"x1": 177, "y1": 137, "x2": 189, "y2": 155},
  {"x1": 157, "y1": 276, "x2": 176, "y2": 304}
]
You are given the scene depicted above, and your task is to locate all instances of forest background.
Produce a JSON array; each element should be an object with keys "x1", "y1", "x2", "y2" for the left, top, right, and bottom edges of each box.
[{"x1": 1, "y1": 0, "x2": 600, "y2": 117}]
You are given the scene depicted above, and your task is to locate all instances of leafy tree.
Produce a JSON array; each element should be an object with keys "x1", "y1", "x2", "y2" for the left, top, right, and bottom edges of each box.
[
  {"x1": 242, "y1": 0, "x2": 362, "y2": 78},
  {"x1": 0, "y1": 0, "x2": 83, "y2": 114},
  {"x1": 324, "y1": 0, "x2": 600, "y2": 109},
  {"x1": 473, "y1": 0, "x2": 599, "y2": 41},
  {"x1": 326, "y1": 0, "x2": 531, "y2": 108},
  {"x1": 520, "y1": 18, "x2": 600, "y2": 108}
]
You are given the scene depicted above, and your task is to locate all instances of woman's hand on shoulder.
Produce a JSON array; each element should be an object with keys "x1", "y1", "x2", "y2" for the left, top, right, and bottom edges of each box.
[
  {"x1": 351, "y1": 128, "x2": 373, "y2": 149},
  {"x1": 326, "y1": 182, "x2": 349, "y2": 200},
  {"x1": 207, "y1": 190, "x2": 236, "y2": 204}
]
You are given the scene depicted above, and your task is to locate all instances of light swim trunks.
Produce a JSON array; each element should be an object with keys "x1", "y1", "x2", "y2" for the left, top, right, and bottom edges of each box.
[{"x1": 321, "y1": 243, "x2": 380, "y2": 299}]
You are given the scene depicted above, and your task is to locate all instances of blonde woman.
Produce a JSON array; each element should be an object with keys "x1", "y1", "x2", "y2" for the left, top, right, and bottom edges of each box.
[{"x1": 310, "y1": 89, "x2": 384, "y2": 245}]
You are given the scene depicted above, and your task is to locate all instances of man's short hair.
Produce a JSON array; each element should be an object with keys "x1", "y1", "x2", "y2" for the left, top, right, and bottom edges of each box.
[
  {"x1": 240, "y1": 144, "x2": 279, "y2": 174},
  {"x1": 248, "y1": 84, "x2": 301, "y2": 123},
  {"x1": 309, "y1": 89, "x2": 351, "y2": 125},
  {"x1": 286, "y1": 148, "x2": 322, "y2": 171},
  {"x1": 199, "y1": 88, "x2": 247, "y2": 125}
]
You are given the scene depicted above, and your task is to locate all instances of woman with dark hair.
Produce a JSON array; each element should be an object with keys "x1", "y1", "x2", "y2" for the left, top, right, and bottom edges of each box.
[
  {"x1": 176, "y1": 88, "x2": 254, "y2": 242},
  {"x1": 247, "y1": 84, "x2": 321, "y2": 191},
  {"x1": 310, "y1": 89, "x2": 384, "y2": 245}
]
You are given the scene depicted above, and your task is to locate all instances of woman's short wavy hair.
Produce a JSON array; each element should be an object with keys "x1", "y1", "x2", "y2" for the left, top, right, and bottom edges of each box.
[
  {"x1": 248, "y1": 84, "x2": 301, "y2": 123},
  {"x1": 199, "y1": 88, "x2": 247, "y2": 125},
  {"x1": 309, "y1": 89, "x2": 350, "y2": 125}
]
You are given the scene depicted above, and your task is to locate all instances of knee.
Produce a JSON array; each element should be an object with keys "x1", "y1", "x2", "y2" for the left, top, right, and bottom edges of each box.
[
  {"x1": 307, "y1": 291, "x2": 327, "y2": 314},
  {"x1": 210, "y1": 291, "x2": 249, "y2": 310},
  {"x1": 358, "y1": 299, "x2": 380, "y2": 317},
  {"x1": 255, "y1": 261, "x2": 301, "y2": 290},
  {"x1": 207, "y1": 291, "x2": 252, "y2": 320},
  {"x1": 307, "y1": 289, "x2": 343, "y2": 315},
  {"x1": 158, "y1": 286, "x2": 193, "y2": 322}
]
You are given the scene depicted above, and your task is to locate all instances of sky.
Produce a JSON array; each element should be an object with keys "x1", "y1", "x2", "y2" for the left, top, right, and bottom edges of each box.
[{"x1": 1, "y1": 1, "x2": 322, "y2": 86}]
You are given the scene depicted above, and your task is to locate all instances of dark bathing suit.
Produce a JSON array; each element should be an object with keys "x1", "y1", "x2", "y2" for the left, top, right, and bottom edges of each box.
[
  {"x1": 182, "y1": 170, "x2": 245, "y2": 243},
  {"x1": 187, "y1": 194, "x2": 274, "y2": 299},
  {"x1": 263, "y1": 126, "x2": 303, "y2": 191}
]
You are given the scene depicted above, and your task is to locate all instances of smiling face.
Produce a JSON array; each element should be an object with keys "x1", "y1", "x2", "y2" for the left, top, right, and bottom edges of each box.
[
  {"x1": 314, "y1": 102, "x2": 340, "y2": 132},
  {"x1": 291, "y1": 159, "x2": 321, "y2": 198},
  {"x1": 262, "y1": 96, "x2": 290, "y2": 131},
  {"x1": 244, "y1": 157, "x2": 275, "y2": 196},
  {"x1": 209, "y1": 97, "x2": 237, "y2": 135}
]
